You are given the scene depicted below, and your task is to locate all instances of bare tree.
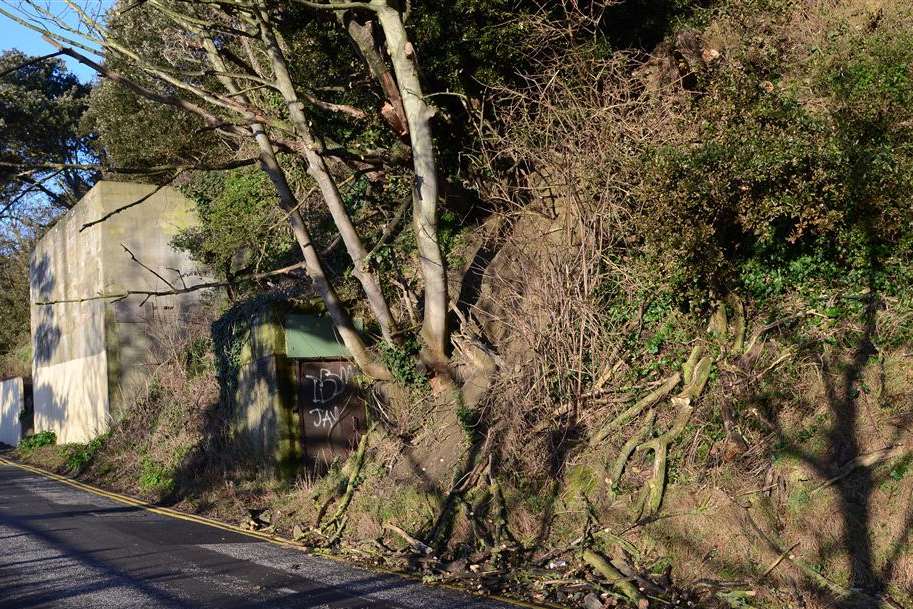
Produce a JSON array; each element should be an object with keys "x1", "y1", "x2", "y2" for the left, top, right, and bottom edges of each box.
[{"x1": 0, "y1": 0, "x2": 463, "y2": 383}]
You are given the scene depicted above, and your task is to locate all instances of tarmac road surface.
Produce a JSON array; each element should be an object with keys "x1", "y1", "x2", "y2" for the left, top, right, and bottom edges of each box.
[{"x1": 0, "y1": 462, "x2": 519, "y2": 609}]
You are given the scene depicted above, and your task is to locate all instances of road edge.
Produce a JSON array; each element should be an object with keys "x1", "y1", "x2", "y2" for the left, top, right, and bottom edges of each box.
[{"x1": 0, "y1": 455, "x2": 554, "y2": 609}]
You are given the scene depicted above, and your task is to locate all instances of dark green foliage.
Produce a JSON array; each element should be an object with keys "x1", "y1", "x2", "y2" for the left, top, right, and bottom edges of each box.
[
  {"x1": 174, "y1": 168, "x2": 298, "y2": 285},
  {"x1": 378, "y1": 337, "x2": 428, "y2": 389},
  {"x1": 0, "y1": 242, "x2": 31, "y2": 365},
  {"x1": 65, "y1": 435, "x2": 106, "y2": 472},
  {"x1": 640, "y1": 21, "x2": 913, "y2": 304},
  {"x1": 83, "y1": 4, "x2": 226, "y2": 174},
  {"x1": 0, "y1": 50, "x2": 96, "y2": 208},
  {"x1": 19, "y1": 431, "x2": 56, "y2": 451},
  {"x1": 889, "y1": 454, "x2": 912, "y2": 481},
  {"x1": 0, "y1": 52, "x2": 95, "y2": 365},
  {"x1": 138, "y1": 457, "x2": 174, "y2": 494},
  {"x1": 85, "y1": 80, "x2": 215, "y2": 175}
]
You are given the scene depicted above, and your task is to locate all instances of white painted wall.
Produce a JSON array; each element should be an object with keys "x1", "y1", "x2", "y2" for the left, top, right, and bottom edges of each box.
[
  {"x1": 33, "y1": 352, "x2": 109, "y2": 444},
  {"x1": 0, "y1": 377, "x2": 24, "y2": 446}
]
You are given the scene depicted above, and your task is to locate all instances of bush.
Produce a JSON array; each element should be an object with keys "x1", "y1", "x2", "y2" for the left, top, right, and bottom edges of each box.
[
  {"x1": 638, "y1": 18, "x2": 913, "y2": 303},
  {"x1": 19, "y1": 431, "x2": 56, "y2": 451},
  {"x1": 138, "y1": 457, "x2": 174, "y2": 494},
  {"x1": 65, "y1": 435, "x2": 106, "y2": 472},
  {"x1": 378, "y1": 337, "x2": 428, "y2": 390},
  {"x1": 174, "y1": 168, "x2": 298, "y2": 286}
]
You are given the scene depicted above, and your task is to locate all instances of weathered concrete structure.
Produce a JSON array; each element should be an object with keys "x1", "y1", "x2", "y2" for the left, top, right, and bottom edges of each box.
[
  {"x1": 231, "y1": 303, "x2": 363, "y2": 476},
  {"x1": 30, "y1": 182, "x2": 204, "y2": 443},
  {"x1": 0, "y1": 377, "x2": 31, "y2": 446}
]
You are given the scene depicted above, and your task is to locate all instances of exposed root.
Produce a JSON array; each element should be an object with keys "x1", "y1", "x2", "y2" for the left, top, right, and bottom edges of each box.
[
  {"x1": 607, "y1": 410, "x2": 655, "y2": 498},
  {"x1": 590, "y1": 373, "x2": 680, "y2": 446},
  {"x1": 319, "y1": 423, "x2": 376, "y2": 536},
  {"x1": 582, "y1": 548, "x2": 647, "y2": 606},
  {"x1": 384, "y1": 522, "x2": 433, "y2": 555},
  {"x1": 682, "y1": 345, "x2": 705, "y2": 386},
  {"x1": 634, "y1": 354, "x2": 711, "y2": 520}
]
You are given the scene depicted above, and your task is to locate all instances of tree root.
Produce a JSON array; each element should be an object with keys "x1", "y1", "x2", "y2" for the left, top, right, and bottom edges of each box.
[
  {"x1": 635, "y1": 356, "x2": 712, "y2": 520},
  {"x1": 809, "y1": 445, "x2": 906, "y2": 494},
  {"x1": 319, "y1": 422, "x2": 377, "y2": 536},
  {"x1": 725, "y1": 294, "x2": 746, "y2": 355},
  {"x1": 607, "y1": 410, "x2": 655, "y2": 498},
  {"x1": 582, "y1": 549, "x2": 647, "y2": 606},
  {"x1": 683, "y1": 345, "x2": 705, "y2": 385},
  {"x1": 590, "y1": 373, "x2": 680, "y2": 446}
]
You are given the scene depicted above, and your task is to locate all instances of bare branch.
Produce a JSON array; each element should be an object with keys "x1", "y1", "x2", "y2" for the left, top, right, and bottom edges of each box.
[
  {"x1": 0, "y1": 5, "x2": 103, "y2": 58},
  {"x1": 33, "y1": 261, "x2": 308, "y2": 306},
  {"x1": 80, "y1": 178, "x2": 177, "y2": 232},
  {"x1": 0, "y1": 157, "x2": 258, "y2": 175},
  {"x1": 0, "y1": 51, "x2": 64, "y2": 78},
  {"x1": 122, "y1": 243, "x2": 176, "y2": 290},
  {"x1": 293, "y1": 0, "x2": 377, "y2": 11},
  {"x1": 304, "y1": 93, "x2": 368, "y2": 119}
]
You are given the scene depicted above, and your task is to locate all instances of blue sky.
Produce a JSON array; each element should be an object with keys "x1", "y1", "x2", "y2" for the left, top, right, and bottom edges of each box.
[{"x1": 1, "y1": 1, "x2": 113, "y2": 82}]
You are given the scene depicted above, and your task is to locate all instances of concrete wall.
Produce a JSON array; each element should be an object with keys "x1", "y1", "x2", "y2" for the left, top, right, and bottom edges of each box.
[
  {"x1": 30, "y1": 182, "x2": 204, "y2": 443},
  {"x1": 0, "y1": 377, "x2": 24, "y2": 446},
  {"x1": 97, "y1": 182, "x2": 202, "y2": 417},
  {"x1": 233, "y1": 305, "x2": 301, "y2": 477},
  {"x1": 31, "y1": 186, "x2": 108, "y2": 444}
]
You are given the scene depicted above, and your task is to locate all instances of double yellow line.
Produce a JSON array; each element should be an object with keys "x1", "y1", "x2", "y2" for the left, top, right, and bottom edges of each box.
[
  {"x1": 0, "y1": 456, "x2": 551, "y2": 609},
  {"x1": 0, "y1": 456, "x2": 295, "y2": 546}
]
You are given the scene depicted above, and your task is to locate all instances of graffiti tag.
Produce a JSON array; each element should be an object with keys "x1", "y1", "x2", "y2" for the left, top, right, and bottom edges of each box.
[
  {"x1": 309, "y1": 405, "x2": 341, "y2": 429},
  {"x1": 304, "y1": 368, "x2": 347, "y2": 405}
]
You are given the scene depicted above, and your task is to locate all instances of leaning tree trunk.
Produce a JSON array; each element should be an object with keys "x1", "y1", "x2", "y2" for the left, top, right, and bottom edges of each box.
[
  {"x1": 202, "y1": 37, "x2": 390, "y2": 379},
  {"x1": 255, "y1": 3, "x2": 399, "y2": 344},
  {"x1": 257, "y1": 135, "x2": 390, "y2": 379},
  {"x1": 372, "y1": 1, "x2": 449, "y2": 370}
]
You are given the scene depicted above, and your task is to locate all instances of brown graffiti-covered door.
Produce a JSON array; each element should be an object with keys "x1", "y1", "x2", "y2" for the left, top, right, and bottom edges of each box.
[{"x1": 297, "y1": 360, "x2": 363, "y2": 470}]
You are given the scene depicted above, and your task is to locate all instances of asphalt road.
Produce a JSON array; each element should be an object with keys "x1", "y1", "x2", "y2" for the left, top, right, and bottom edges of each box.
[{"x1": 0, "y1": 463, "x2": 517, "y2": 609}]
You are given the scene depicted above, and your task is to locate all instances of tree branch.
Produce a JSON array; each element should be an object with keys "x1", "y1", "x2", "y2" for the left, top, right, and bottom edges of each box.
[
  {"x1": 122, "y1": 243, "x2": 176, "y2": 290},
  {"x1": 34, "y1": 261, "x2": 308, "y2": 306},
  {"x1": 80, "y1": 178, "x2": 178, "y2": 232},
  {"x1": 293, "y1": 0, "x2": 377, "y2": 11},
  {"x1": 0, "y1": 157, "x2": 258, "y2": 176},
  {"x1": 0, "y1": 51, "x2": 64, "y2": 78}
]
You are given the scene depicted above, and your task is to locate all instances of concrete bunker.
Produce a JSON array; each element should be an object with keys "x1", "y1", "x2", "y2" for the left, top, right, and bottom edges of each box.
[
  {"x1": 26, "y1": 180, "x2": 366, "y2": 475},
  {"x1": 230, "y1": 302, "x2": 366, "y2": 477},
  {"x1": 29, "y1": 181, "x2": 206, "y2": 443}
]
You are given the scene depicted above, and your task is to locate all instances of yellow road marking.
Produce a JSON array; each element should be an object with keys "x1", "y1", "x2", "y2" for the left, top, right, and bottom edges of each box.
[{"x1": 0, "y1": 456, "x2": 553, "y2": 609}]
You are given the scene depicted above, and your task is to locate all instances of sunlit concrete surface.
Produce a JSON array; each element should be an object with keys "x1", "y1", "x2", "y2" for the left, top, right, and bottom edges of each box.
[
  {"x1": 0, "y1": 378, "x2": 24, "y2": 446},
  {"x1": 29, "y1": 182, "x2": 205, "y2": 443}
]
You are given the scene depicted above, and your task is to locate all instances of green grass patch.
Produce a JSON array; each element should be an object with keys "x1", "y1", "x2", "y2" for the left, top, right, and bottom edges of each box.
[
  {"x1": 138, "y1": 458, "x2": 174, "y2": 494},
  {"x1": 19, "y1": 431, "x2": 56, "y2": 451}
]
